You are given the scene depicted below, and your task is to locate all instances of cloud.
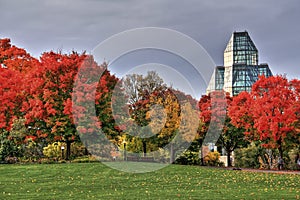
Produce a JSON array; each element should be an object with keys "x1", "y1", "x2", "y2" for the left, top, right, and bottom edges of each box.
[{"x1": 0, "y1": 0, "x2": 299, "y2": 78}]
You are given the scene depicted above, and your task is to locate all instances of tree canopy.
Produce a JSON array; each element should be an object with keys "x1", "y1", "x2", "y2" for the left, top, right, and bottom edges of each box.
[{"x1": 229, "y1": 75, "x2": 300, "y2": 157}]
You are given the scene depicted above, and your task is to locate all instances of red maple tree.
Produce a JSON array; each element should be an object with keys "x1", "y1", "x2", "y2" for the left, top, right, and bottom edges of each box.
[
  {"x1": 229, "y1": 75, "x2": 300, "y2": 158},
  {"x1": 1, "y1": 38, "x2": 121, "y2": 159},
  {"x1": 0, "y1": 38, "x2": 39, "y2": 130},
  {"x1": 198, "y1": 91, "x2": 246, "y2": 166}
]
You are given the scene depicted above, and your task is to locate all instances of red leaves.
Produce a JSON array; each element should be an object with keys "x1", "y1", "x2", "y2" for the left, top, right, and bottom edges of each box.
[
  {"x1": 0, "y1": 38, "x2": 39, "y2": 73},
  {"x1": 229, "y1": 75, "x2": 300, "y2": 149},
  {"x1": 36, "y1": 130, "x2": 48, "y2": 139},
  {"x1": 0, "y1": 38, "x2": 120, "y2": 160},
  {"x1": 198, "y1": 91, "x2": 228, "y2": 129},
  {"x1": 63, "y1": 98, "x2": 73, "y2": 116},
  {"x1": 0, "y1": 39, "x2": 37, "y2": 128},
  {"x1": 229, "y1": 91, "x2": 252, "y2": 128},
  {"x1": 24, "y1": 135, "x2": 37, "y2": 143}
]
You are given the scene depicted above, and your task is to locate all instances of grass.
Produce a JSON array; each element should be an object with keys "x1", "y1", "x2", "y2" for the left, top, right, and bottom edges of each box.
[{"x1": 0, "y1": 162, "x2": 299, "y2": 199}]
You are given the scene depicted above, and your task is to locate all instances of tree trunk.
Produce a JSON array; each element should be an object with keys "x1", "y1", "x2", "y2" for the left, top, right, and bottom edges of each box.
[
  {"x1": 266, "y1": 149, "x2": 273, "y2": 170},
  {"x1": 200, "y1": 147, "x2": 204, "y2": 166},
  {"x1": 85, "y1": 147, "x2": 89, "y2": 156},
  {"x1": 278, "y1": 145, "x2": 283, "y2": 159},
  {"x1": 277, "y1": 139, "x2": 283, "y2": 158},
  {"x1": 84, "y1": 142, "x2": 89, "y2": 155},
  {"x1": 278, "y1": 140, "x2": 284, "y2": 170},
  {"x1": 66, "y1": 141, "x2": 71, "y2": 160},
  {"x1": 123, "y1": 142, "x2": 127, "y2": 161},
  {"x1": 227, "y1": 149, "x2": 232, "y2": 167},
  {"x1": 142, "y1": 140, "x2": 147, "y2": 157},
  {"x1": 170, "y1": 143, "x2": 175, "y2": 164}
]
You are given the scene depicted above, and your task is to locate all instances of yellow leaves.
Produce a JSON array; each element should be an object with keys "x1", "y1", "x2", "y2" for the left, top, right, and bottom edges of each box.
[
  {"x1": 146, "y1": 90, "x2": 201, "y2": 144},
  {"x1": 147, "y1": 104, "x2": 167, "y2": 135},
  {"x1": 147, "y1": 91, "x2": 181, "y2": 138},
  {"x1": 204, "y1": 151, "x2": 220, "y2": 166},
  {"x1": 179, "y1": 102, "x2": 200, "y2": 142},
  {"x1": 43, "y1": 142, "x2": 64, "y2": 158}
]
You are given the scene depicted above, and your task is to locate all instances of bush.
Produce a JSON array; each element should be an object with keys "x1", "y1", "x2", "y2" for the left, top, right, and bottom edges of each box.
[
  {"x1": 234, "y1": 143, "x2": 288, "y2": 169},
  {"x1": 70, "y1": 143, "x2": 87, "y2": 158},
  {"x1": 152, "y1": 148, "x2": 170, "y2": 163},
  {"x1": 204, "y1": 151, "x2": 221, "y2": 166},
  {"x1": 175, "y1": 150, "x2": 200, "y2": 165},
  {"x1": 4, "y1": 156, "x2": 19, "y2": 164},
  {"x1": 234, "y1": 143, "x2": 261, "y2": 169},
  {"x1": 43, "y1": 142, "x2": 64, "y2": 160},
  {"x1": 286, "y1": 149, "x2": 300, "y2": 170},
  {"x1": 0, "y1": 130, "x2": 20, "y2": 162}
]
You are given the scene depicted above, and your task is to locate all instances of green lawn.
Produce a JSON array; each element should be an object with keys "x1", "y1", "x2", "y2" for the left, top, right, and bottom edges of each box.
[{"x1": 0, "y1": 162, "x2": 299, "y2": 199}]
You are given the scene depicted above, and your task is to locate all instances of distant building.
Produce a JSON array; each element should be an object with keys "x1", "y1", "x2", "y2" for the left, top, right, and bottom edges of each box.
[{"x1": 207, "y1": 31, "x2": 273, "y2": 96}]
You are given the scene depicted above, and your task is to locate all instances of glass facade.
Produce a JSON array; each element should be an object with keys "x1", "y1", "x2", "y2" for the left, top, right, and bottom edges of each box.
[
  {"x1": 258, "y1": 64, "x2": 273, "y2": 77},
  {"x1": 224, "y1": 31, "x2": 258, "y2": 66},
  {"x1": 207, "y1": 31, "x2": 273, "y2": 96},
  {"x1": 232, "y1": 64, "x2": 259, "y2": 96},
  {"x1": 215, "y1": 66, "x2": 225, "y2": 90}
]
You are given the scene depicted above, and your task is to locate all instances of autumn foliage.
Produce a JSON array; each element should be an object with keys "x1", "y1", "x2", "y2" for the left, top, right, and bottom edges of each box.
[
  {"x1": 229, "y1": 76, "x2": 300, "y2": 157},
  {"x1": 0, "y1": 38, "x2": 119, "y2": 160},
  {"x1": 198, "y1": 91, "x2": 246, "y2": 166},
  {"x1": 1, "y1": 38, "x2": 300, "y2": 165}
]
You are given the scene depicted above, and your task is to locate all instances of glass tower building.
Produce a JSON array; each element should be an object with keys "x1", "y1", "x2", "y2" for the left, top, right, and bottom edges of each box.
[{"x1": 207, "y1": 31, "x2": 273, "y2": 96}]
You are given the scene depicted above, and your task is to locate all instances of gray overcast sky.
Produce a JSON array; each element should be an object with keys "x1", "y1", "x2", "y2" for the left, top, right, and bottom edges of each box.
[{"x1": 1, "y1": 0, "x2": 299, "y2": 81}]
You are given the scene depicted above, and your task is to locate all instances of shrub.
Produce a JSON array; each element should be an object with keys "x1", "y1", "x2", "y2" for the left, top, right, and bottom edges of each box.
[
  {"x1": 175, "y1": 150, "x2": 200, "y2": 165},
  {"x1": 23, "y1": 139, "x2": 44, "y2": 161},
  {"x1": 204, "y1": 151, "x2": 221, "y2": 166},
  {"x1": 234, "y1": 143, "x2": 286, "y2": 169},
  {"x1": 43, "y1": 142, "x2": 64, "y2": 160},
  {"x1": 152, "y1": 148, "x2": 170, "y2": 163},
  {"x1": 286, "y1": 149, "x2": 300, "y2": 170},
  {"x1": 70, "y1": 143, "x2": 87, "y2": 158},
  {"x1": 4, "y1": 156, "x2": 19, "y2": 164},
  {"x1": 0, "y1": 130, "x2": 19, "y2": 162},
  {"x1": 234, "y1": 143, "x2": 260, "y2": 169}
]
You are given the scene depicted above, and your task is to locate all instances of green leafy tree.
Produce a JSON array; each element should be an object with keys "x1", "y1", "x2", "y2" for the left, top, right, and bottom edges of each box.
[{"x1": 216, "y1": 118, "x2": 248, "y2": 167}]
